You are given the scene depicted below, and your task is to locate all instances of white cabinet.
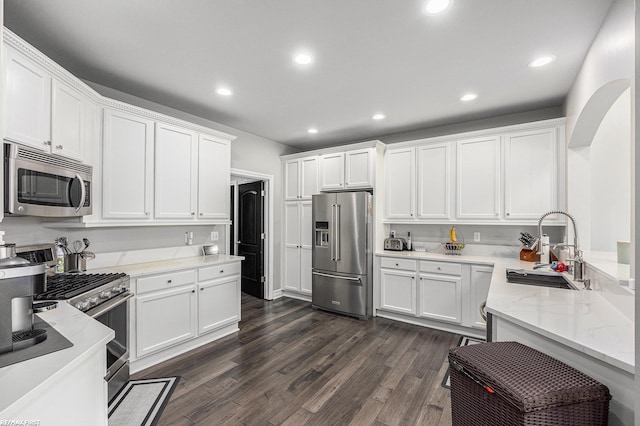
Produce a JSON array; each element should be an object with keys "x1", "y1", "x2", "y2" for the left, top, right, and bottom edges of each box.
[
  {"x1": 198, "y1": 272, "x2": 240, "y2": 334},
  {"x1": 470, "y1": 265, "x2": 492, "y2": 329},
  {"x1": 154, "y1": 122, "x2": 198, "y2": 219},
  {"x1": 385, "y1": 147, "x2": 415, "y2": 219},
  {"x1": 456, "y1": 136, "x2": 501, "y2": 219},
  {"x1": 136, "y1": 284, "x2": 197, "y2": 358},
  {"x1": 418, "y1": 272, "x2": 462, "y2": 324},
  {"x1": 198, "y1": 134, "x2": 230, "y2": 220},
  {"x1": 284, "y1": 156, "x2": 319, "y2": 200},
  {"x1": 417, "y1": 143, "x2": 451, "y2": 219},
  {"x1": 4, "y1": 45, "x2": 86, "y2": 161},
  {"x1": 283, "y1": 201, "x2": 313, "y2": 295},
  {"x1": 320, "y1": 148, "x2": 374, "y2": 191},
  {"x1": 379, "y1": 258, "x2": 417, "y2": 315},
  {"x1": 504, "y1": 128, "x2": 558, "y2": 220},
  {"x1": 4, "y1": 44, "x2": 51, "y2": 150},
  {"x1": 102, "y1": 109, "x2": 155, "y2": 219}
]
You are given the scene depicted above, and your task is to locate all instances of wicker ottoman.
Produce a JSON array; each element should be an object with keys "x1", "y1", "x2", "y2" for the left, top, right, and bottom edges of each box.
[{"x1": 448, "y1": 341, "x2": 611, "y2": 425}]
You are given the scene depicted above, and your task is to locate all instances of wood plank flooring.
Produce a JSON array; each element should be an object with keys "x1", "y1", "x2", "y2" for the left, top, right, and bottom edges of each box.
[{"x1": 133, "y1": 294, "x2": 460, "y2": 425}]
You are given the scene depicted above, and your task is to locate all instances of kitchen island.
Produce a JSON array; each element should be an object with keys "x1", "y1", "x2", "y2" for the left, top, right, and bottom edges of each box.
[
  {"x1": 376, "y1": 250, "x2": 634, "y2": 425},
  {"x1": 0, "y1": 302, "x2": 114, "y2": 425}
]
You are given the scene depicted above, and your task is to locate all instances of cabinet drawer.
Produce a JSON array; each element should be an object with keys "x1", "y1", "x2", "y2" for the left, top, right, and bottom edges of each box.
[
  {"x1": 380, "y1": 257, "x2": 417, "y2": 271},
  {"x1": 419, "y1": 261, "x2": 461, "y2": 276},
  {"x1": 199, "y1": 262, "x2": 241, "y2": 281},
  {"x1": 137, "y1": 269, "x2": 196, "y2": 294}
]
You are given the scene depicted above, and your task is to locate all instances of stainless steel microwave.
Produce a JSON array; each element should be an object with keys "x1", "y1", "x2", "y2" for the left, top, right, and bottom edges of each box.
[{"x1": 4, "y1": 143, "x2": 92, "y2": 217}]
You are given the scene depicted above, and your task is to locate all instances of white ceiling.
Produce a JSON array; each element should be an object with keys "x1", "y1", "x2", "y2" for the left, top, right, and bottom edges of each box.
[{"x1": 4, "y1": 0, "x2": 613, "y2": 150}]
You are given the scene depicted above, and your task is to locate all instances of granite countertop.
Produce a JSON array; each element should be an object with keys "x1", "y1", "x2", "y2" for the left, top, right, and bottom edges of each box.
[
  {"x1": 376, "y1": 250, "x2": 635, "y2": 374},
  {"x1": 91, "y1": 254, "x2": 244, "y2": 278},
  {"x1": 0, "y1": 302, "x2": 114, "y2": 412}
]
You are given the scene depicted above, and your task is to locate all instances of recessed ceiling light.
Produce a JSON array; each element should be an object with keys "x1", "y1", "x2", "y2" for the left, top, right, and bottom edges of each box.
[
  {"x1": 307, "y1": 128, "x2": 318, "y2": 134},
  {"x1": 372, "y1": 113, "x2": 386, "y2": 120},
  {"x1": 460, "y1": 93, "x2": 478, "y2": 102},
  {"x1": 529, "y1": 55, "x2": 556, "y2": 68},
  {"x1": 294, "y1": 53, "x2": 314, "y2": 65},
  {"x1": 215, "y1": 87, "x2": 233, "y2": 96},
  {"x1": 423, "y1": 0, "x2": 452, "y2": 15}
]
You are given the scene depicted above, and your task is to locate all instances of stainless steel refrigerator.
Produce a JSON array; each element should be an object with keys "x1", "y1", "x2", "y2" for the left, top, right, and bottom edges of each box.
[{"x1": 312, "y1": 191, "x2": 372, "y2": 319}]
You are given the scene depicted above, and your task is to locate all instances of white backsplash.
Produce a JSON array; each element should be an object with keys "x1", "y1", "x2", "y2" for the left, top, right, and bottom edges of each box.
[{"x1": 88, "y1": 245, "x2": 206, "y2": 270}]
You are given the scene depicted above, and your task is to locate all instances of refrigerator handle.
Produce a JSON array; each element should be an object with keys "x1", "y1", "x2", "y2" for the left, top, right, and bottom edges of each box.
[
  {"x1": 334, "y1": 203, "x2": 341, "y2": 261},
  {"x1": 330, "y1": 204, "x2": 335, "y2": 261}
]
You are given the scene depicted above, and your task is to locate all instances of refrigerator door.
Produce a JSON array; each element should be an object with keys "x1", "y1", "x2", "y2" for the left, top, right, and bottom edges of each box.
[
  {"x1": 312, "y1": 193, "x2": 337, "y2": 272},
  {"x1": 334, "y1": 191, "x2": 369, "y2": 275},
  {"x1": 311, "y1": 270, "x2": 369, "y2": 319}
]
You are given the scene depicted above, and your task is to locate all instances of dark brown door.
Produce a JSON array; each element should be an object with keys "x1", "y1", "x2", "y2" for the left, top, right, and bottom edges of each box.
[{"x1": 238, "y1": 181, "x2": 265, "y2": 298}]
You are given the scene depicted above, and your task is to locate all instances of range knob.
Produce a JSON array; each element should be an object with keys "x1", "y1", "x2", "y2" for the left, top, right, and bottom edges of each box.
[
  {"x1": 112, "y1": 285, "x2": 125, "y2": 293},
  {"x1": 76, "y1": 300, "x2": 90, "y2": 311},
  {"x1": 88, "y1": 296, "x2": 98, "y2": 306},
  {"x1": 100, "y1": 290, "x2": 112, "y2": 299}
]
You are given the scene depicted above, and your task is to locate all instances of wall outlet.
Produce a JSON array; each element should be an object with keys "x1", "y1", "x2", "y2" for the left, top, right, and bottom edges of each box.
[
  {"x1": 211, "y1": 231, "x2": 219, "y2": 241},
  {"x1": 474, "y1": 232, "x2": 481, "y2": 242}
]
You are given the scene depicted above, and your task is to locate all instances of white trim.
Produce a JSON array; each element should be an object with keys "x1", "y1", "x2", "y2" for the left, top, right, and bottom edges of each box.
[
  {"x1": 271, "y1": 289, "x2": 284, "y2": 299},
  {"x1": 230, "y1": 168, "x2": 274, "y2": 300}
]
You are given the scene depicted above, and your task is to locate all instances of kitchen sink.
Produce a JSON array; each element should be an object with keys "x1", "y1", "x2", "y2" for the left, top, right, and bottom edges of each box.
[{"x1": 505, "y1": 269, "x2": 577, "y2": 290}]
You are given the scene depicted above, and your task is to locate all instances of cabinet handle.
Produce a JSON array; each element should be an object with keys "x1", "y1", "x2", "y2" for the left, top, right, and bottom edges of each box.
[
  {"x1": 44, "y1": 141, "x2": 51, "y2": 146},
  {"x1": 200, "y1": 212, "x2": 203, "y2": 216},
  {"x1": 201, "y1": 288, "x2": 204, "y2": 291},
  {"x1": 145, "y1": 212, "x2": 150, "y2": 216},
  {"x1": 191, "y1": 212, "x2": 195, "y2": 216},
  {"x1": 56, "y1": 145, "x2": 63, "y2": 150},
  {"x1": 192, "y1": 290, "x2": 195, "y2": 293},
  {"x1": 220, "y1": 270, "x2": 224, "y2": 273},
  {"x1": 167, "y1": 279, "x2": 172, "y2": 283},
  {"x1": 395, "y1": 263, "x2": 399, "y2": 266},
  {"x1": 506, "y1": 212, "x2": 510, "y2": 216},
  {"x1": 437, "y1": 267, "x2": 441, "y2": 270}
]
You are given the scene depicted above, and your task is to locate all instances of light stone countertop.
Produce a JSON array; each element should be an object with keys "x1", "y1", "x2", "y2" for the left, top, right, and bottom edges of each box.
[
  {"x1": 92, "y1": 254, "x2": 244, "y2": 278},
  {"x1": 0, "y1": 302, "x2": 114, "y2": 412},
  {"x1": 376, "y1": 250, "x2": 635, "y2": 374}
]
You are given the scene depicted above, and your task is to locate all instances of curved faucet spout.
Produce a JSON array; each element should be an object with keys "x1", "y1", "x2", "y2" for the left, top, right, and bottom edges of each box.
[{"x1": 537, "y1": 210, "x2": 583, "y2": 280}]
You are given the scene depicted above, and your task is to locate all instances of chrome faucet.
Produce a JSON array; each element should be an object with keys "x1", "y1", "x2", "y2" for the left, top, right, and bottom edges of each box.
[{"x1": 537, "y1": 210, "x2": 584, "y2": 281}]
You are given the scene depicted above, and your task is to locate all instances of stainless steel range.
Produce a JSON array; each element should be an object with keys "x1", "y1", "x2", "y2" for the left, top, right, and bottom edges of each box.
[{"x1": 17, "y1": 244, "x2": 132, "y2": 401}]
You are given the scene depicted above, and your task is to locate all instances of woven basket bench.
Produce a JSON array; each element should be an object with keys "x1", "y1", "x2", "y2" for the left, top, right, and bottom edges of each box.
[{"x1": 448, "y1": 341, "x2": 611, "y2": 425}]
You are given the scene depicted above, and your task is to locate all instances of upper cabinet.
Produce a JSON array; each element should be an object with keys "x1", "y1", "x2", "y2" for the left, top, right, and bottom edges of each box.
[
  {"x1": 383, "y1": 119, "x2": 565, "y2": 224},
  {"x1": 4, "y1": 45, "x2": 86, "y2": 161},
  {"x1": 102, "y1": 109, "x2": 155, "y2": 220},
  {"x1": 284, "y1": 156, "x2": 319, "y2": 200},
  {"x1": 198, "y1": 134, "x2": 230, "y2": 220},
  {"x1": 320, "y1": 148, "x2": 374, "y2": 191},
  {"x1": 503, "y1": 128, "x2": 558, "y2": 220},
  {"x1": 154, "y1": 122, "x2": 198, "y2": 219},
  {"x1": 456, "y1": 136, "x2": 501, "y2": 220}
]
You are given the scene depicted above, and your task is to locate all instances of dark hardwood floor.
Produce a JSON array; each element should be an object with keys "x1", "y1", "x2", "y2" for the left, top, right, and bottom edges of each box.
[{"x1": 133, "y1": 293, "x2": 459, "y2": 425}]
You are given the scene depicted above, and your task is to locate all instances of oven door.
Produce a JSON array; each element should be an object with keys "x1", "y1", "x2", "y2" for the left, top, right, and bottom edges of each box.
[{"x1": 86, "y1": 292, "x2": 133, "y2": 400}]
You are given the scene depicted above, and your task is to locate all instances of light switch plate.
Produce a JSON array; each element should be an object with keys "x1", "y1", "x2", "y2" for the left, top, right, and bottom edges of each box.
[{"x1": 211, "y1": 231, "x2": 219, "y2": 241}]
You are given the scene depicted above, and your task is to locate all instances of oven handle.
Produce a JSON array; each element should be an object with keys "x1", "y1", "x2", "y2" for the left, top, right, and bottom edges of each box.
[{"x1": 86, "y1": 292, "x2": 134, "y2": 318}]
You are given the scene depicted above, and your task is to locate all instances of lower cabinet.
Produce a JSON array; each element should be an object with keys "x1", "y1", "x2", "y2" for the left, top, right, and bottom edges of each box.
[
  {"x1": 132, "y1": 261, "x2": 241, "y2": 368},
  {"x1": 377, "y1": 256, "x2": 492, "y2": 335},
  {"x1": 136, "y1": 284, "x2": 197, "y2": 358}
]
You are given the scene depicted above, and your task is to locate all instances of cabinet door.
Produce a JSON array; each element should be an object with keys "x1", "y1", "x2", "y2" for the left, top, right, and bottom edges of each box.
[
  {"x1": 299, "y1": 201, "x2": 313, "y2": 294},
  {"x1": 102, "y1": 109, "x2": 154, "y2": 219},
  {"x1": 470, "y1": 266, "x2": 492, "y2": 329},
  {"x1": 418, "y1": 273, "x2": 462, "y2": 324},
  {"x1": 4, "y1": 45, "x2": 51, "y2": 150},
  {"x1": 320, "y1": 152, "x2": 345, "y2": 190},
  {"x1": 136, "y1": 285, "x2": 197, "y2": 357},
  {"x1": 284, "y1": 159, "x2": 300, "y2": 200},
  {"x1": 283, "y1": 202, "x2": 301, "y2": 292},
  {"x1": 417, "y1": 143, "x2": 451, "y2": 219},
  {"x1": 155, "y1": 122, "x2": 198, "y2": 219},
  {"x1": 504, "y1": 128, "x2": 557, "y2": 219},
  {"x1": 345, "y1": 149, "x2": 373, "y2": 189},
  {"x1": 380, "y1": 269, "x2": 416, "y2": 315},
  {"x1": 51, "y1": 80, "x2": 84, "y2": 161},
  {"x1": 300, "y1": 156, "x2": 319, "y2": 199},
  {"x1": 385, "y1": 147, "x2": 415, "y2": 219},
  {"x1": 198, "y1": 134, "x2": 230, "y2": 219},
  {"x1": 198, "y1": 276, "x2": 240, "y2": 334},
  {"x1": 456, "y1": 136, "x2": 500, "y2": 219}
]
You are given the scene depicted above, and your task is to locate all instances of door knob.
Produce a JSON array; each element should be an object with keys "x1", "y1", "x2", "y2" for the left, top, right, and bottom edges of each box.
[{"x1": 236, "y1": 241, "x2": 241, "y2": 244}]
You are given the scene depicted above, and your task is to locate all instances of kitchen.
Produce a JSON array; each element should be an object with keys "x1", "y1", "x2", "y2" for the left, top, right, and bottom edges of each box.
[{"x1": 0, "y1": 0, "x2": 637, "y2": 425}]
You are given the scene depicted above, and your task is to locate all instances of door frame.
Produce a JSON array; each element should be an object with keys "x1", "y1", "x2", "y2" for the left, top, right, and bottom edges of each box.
[{"x1": 230, "y1": 168, "x2": 274, "y2": 300}]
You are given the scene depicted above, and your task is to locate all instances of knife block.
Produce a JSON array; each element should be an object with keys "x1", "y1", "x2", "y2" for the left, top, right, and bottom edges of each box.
[{"x1": 519, "y1": 248, "x2": 540, "y2": 262}]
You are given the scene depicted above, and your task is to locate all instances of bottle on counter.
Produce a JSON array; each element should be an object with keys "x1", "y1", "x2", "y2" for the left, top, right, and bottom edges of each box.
[
  {"x1": 55, "y1": 245, "x2": 65, "y2": 273},
  {"x1": 407, "y1": 232, "x2": 412, "y2": 251}
]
